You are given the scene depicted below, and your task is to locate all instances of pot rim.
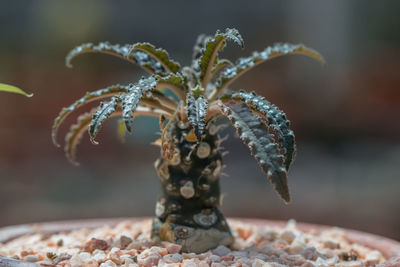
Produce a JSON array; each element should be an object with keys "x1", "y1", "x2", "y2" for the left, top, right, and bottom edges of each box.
[{"x1": 0, "y1": 217, "x2": 399, "y2": 266}]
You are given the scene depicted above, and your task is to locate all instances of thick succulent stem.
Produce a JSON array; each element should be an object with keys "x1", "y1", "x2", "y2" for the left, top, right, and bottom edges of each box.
[{"x1": 151, "y1": 121, "x2": 233, "y2": 253}]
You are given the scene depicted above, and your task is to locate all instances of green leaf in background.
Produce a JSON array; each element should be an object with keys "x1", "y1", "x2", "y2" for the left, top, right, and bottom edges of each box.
[{"x1": 0, "y1": 83, "x2": 33, "y2": 97}]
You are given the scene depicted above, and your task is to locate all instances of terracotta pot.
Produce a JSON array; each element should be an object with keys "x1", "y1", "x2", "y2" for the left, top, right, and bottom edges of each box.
[{"x1": 0, "y1": 217, "x2": 399, "y2": 266}]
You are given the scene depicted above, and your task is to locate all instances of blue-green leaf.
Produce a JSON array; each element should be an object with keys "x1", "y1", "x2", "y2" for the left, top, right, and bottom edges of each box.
[
  {"x1": 187, "y1": 89, "x2": 208, "y2": 138},
  {"x1": 221, "y1": 90, "x2": 295, "y2": 170},
  {"x1": 89, "y1": 97, "x2": 120, "y2": 144},
  {"x1": 197, "y1": 28, "x2": 244, "y2": 88},
  {"x1": 211, "y1": 43, "x2": 325, "y2": 100},
  {"x1": 120, "y1": 76, "x2": 159, "y2": 132},
  {"x1": 130, "y1": 42, "x2": 180, "y2": 74},
  {"x1": 65, "y1": 42, "x2": 167, "y2": 75},
  {"x1": 64, "y1": 111, "x2": 94, "y2": 165},
  {"x1": 52, "y1": 85, "x2": 129, "y2": 147},
  {"x1": 219, "y1": 100, "x2": 290, "y2": 203}
]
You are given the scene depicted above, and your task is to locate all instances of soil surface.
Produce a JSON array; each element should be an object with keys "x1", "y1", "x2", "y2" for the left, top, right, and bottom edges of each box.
[{"x1": 0, "y1": 219, "x2": 397, "y2": 267}]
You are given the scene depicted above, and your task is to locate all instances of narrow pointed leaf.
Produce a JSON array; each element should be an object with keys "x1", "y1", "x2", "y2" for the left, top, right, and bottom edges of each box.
[
  {"x1": 89, "y1": 97, "x2": 119, "y2": 144},
  {"x1": 65, "y1": 42, "x2": 167, "y2": 75},
  {"x1": 192, "y1": 34, "x2": 211, "y2": 71},
  {"x1": 64, "y1": 111, "x2": 93, "y2": 165},
  {"x1": 52, "y1": 85, "x2": 129, "y2": 146},
  {"x1": 221, "y1": 91, "x2": 295, "y2": 170},
  {"x1": 219, "y1": 101, "x2": 290, "y2": 203},
  {"x1": 187, "y1": 90, "x2": 208, "y2": 138},
  {"x1": 117, "y1": 119, "x2": 127, "y2": 143},
  {"x1": 121, "y1": 76, "x2": 159, "y2": 132},
  {"x1": 198, "y1": 28, "x2": 244, "y2": 87},
  {"x1": 211, "y1": 43, "x2": 325, "y2": 100},
  {"x1": 65, "y1": 109, "x2": 122, "y2": 165},
  {"x1": 130, "y1": 42, "x2": 180, "y2": 74},
  {"x1": 0, "y1": 83, "x2": 33, "y2": 97}
]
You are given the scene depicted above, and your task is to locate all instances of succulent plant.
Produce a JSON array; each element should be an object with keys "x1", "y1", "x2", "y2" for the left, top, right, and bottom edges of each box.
[
  {"x1": 52, "y1": 28, "x2": 324, "y2": 253},
  {"x1": 0, "y1": 83, "x2": 33, "y2": 97}
]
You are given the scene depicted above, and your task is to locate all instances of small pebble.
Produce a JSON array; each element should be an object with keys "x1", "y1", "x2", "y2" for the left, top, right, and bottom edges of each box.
[
  {"x1": 212, "y1": 245, "x2": 231, "y2": 256},
  {"x1": 336, "y1": 261, "x2": 364, "y2": 267},
  {"x1": 182, "y1": 259, "x2": 198, "y2": 267},
  {"x1": 85, "y1": 238, "x2": 108, "y2": 252},
  {"x1": 172, "y1": 253, "x2": 183, "y2": 262},
  {"x1": 0, "y1": 219, "x2": 388, "y2": 267},
  {"x1": 120, "y1": 235, "x2": 133, "y2": 249},
  {"x1": 252, "y1": 258, "x2": 267, "y2": 267},
  {"x1": 280, "y1": 231, "x2": 295, "y2": 244},
  {"x1": 162, "y1": 241, "x2": 182, "y2": 254},
  {"x1": 79, "y1": 251, "x2": 92, "y2": 262},
  {"x1": 209, "y1": 255, "x2": 221, "y2": 262},
  {"x1": 100, "y1": 259, "x2": 117, "y2": 267},
  {"x1": 24, "y1": 254, "x2": 39, "y2": 262}
]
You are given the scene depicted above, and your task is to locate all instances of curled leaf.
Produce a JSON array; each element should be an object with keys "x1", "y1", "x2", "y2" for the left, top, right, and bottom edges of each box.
[
  {"x1": 198, "y1": 28, "x2": 244, "y2": 88},
  {"x1": 219, "y1": 101, "x2": 290, "y2": 203},
  {"x1": 0, "y1": 83, "x2": 33, "y2": 97},
  {"x1": 65, "y1": 109, "x2": 123, "y2": 165},
  {"x1": 64, "y1": 111, "x2": 94, "y2": 165},
  {"x1": 89, "y1": 97, "x2": 119, "y2": 144},
  {"x1": 130, "y1": 42, "x2": 180, "y2": 74},
  {"x1": 221, "y1": 90, "x2": 295, "y2": 170},
  {"x1": 52, "y1": 85, "x2": 129, "y2": 146},
  {"x1": 65, "y1": 42, "x2": 167, "y2": 75},
  {"x1": 211, "y1": 43, "x2": 325, "y2": 100},
  {"x1": 192, "y1": 34, "x2": 211, "y2": 71},
  {"x1": 121, "y1": 76, "x2": 159, "y2": 132}
]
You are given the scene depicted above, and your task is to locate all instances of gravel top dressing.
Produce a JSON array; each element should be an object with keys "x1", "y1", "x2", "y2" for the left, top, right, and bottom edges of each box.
[{"x1": 0, "y1": 219, "x2": 390, "y2": 267}]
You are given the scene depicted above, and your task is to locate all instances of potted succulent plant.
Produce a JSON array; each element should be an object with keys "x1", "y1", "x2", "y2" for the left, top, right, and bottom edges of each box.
[
  {"x1": 1, "y1": 28, "x2": 399, "y2": 267},
  {"x1": 51, "y1": 28, "x2": 324, "y2": 252}
]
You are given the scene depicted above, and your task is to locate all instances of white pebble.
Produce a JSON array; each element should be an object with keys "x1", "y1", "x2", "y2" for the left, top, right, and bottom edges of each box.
[
  {"x1": 100, "y1": 260, "x2": 117, "y2": 267},
  {"x1": 336, "y1": 261, "x2": 364, "y2": 267},
  {"x1": 24, "y1": 255, "x2": 39, "y2": 262},
  {"x1": 93, "y1": 252, "x2": 106, "y2": 262},
  {"x1": 288, "y1": 239, "x2": 306, "y2": 254},
  {"x1": 70, "y1": 254, "x2": 83, "y2": 266},
  {"x1": 78, "y1": 252, "x2": 91, "y2": 262},
  {"x1": 110, "y1": 247, "x2": 120, "y2": 254},
  {"x1": 182, "y1": 259, "x2": 197, "y2": 267}
]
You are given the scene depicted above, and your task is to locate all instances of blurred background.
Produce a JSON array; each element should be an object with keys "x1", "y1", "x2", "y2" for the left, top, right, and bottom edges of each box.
[{"x1": 0, "y1": 1, "x2": 399, "y2": 240}]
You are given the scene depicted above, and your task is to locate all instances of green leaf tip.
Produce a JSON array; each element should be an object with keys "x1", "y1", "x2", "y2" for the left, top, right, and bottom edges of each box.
[
  {"x1": 197, "y1": 28, "x2": 244, "y2": 88},
  {"x1": 130, "y1": 42, "x2": 180, "y2": 74},
  {"x1": 191, "y1": 86, "x2": 204, "y2": 99},
  {"x1": 0, "y1": 83, "x2": 33, "y2": 97}
]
